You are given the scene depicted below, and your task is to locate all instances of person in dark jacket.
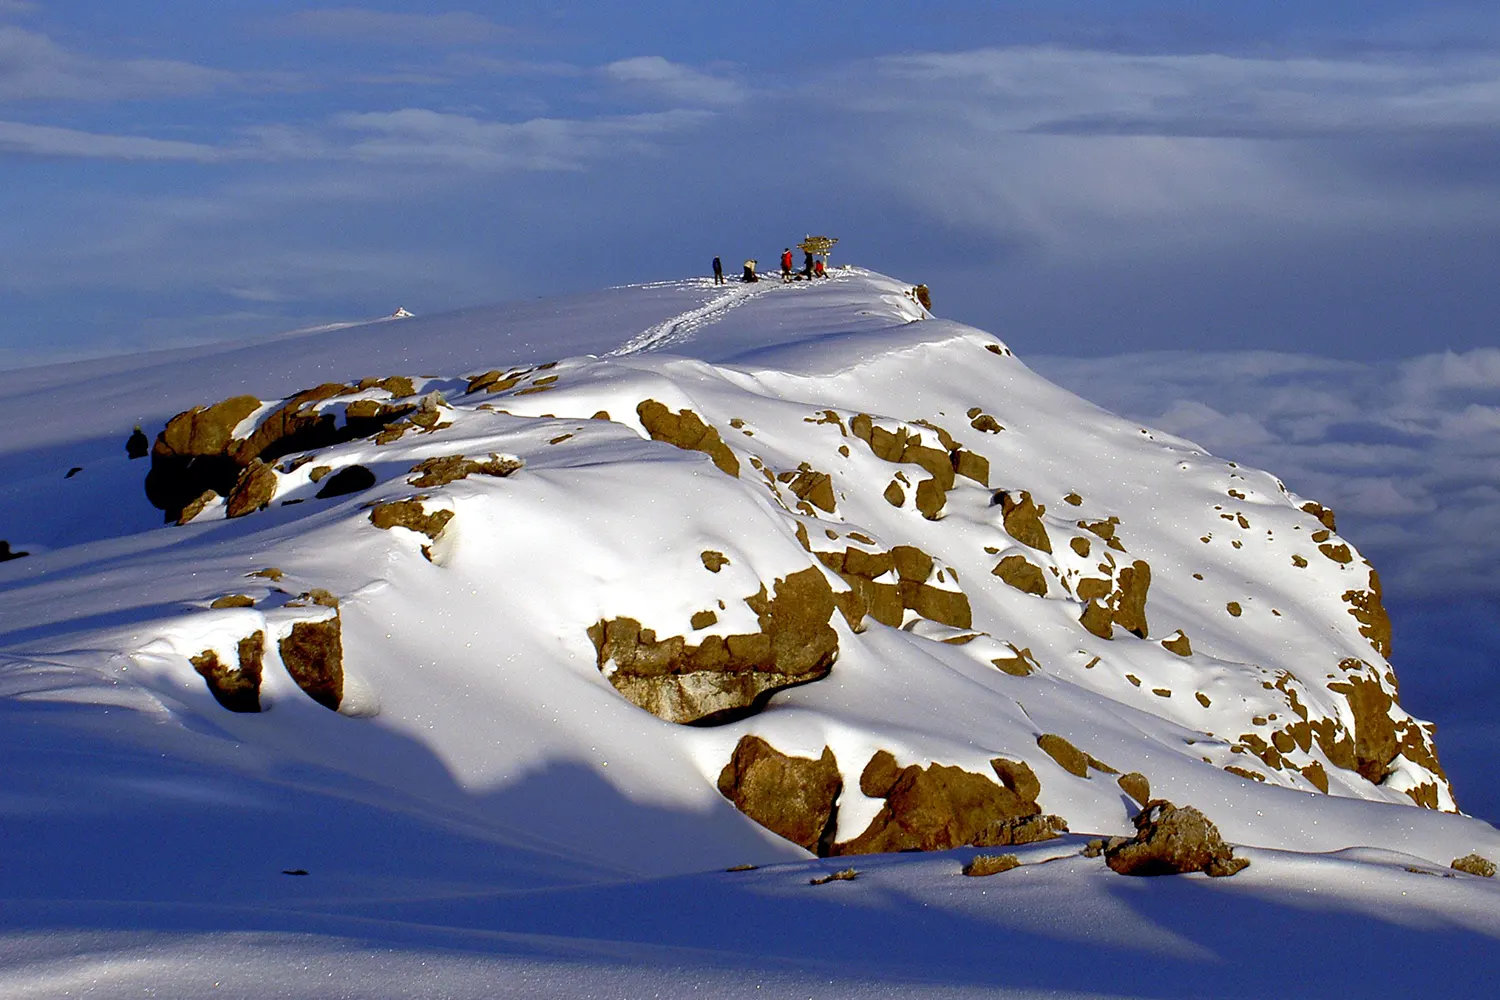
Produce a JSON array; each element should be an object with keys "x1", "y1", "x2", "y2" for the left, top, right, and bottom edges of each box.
[
  {"x1": 801, "y1": 250, "x2": 814, "y2": 279},
  {"x1": 712, "y1": 256, "x2": 724, "y2": 285}
]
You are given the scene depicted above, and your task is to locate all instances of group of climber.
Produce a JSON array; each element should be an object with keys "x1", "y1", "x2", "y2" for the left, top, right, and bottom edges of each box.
[{"x1": 712, "y1": 247, "x2": 827, "y2": 285}]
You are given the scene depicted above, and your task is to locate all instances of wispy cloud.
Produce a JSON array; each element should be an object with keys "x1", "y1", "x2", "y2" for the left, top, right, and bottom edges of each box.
[
  {"x1": 0, "y1": 25, "x2": 237, "y2": 102},
  {"x1": 602, "y1": 56, "x2": 745, "y2": 106},
  {"x1": 0, "y1": 120, "x2": 223, "y2": 160},
  {"x1": 270, "y1": 7, "x2": 511, "y2": 46}
]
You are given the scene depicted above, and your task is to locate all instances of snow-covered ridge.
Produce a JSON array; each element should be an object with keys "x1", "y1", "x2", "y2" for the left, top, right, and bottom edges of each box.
[{"x1": 1, "y1": 268, "x2": 1478, "y2": 875}]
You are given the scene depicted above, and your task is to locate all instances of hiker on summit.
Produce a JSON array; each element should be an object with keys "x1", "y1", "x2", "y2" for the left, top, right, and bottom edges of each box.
[
  {"x1": 742, "y1": 259, "x2": 759, "y2": 283},
  {"x1": 801, "y1": 250, "x2": 814, "y2": 279},
  {"x1": 712, "y1": 256, "x2": 724, "y2": 285},
  {"x1": 781, "y1": 248, "x2": 793, "y2": 282}
]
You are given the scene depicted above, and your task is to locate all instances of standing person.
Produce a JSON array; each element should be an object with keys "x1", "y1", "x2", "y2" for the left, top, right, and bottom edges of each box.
[
  {"x1": 801, "y1": 250, "x2": 814, "y2": 279},
  {"x1": 781, "y1": 248, "x2": 793, "y2": 282},
  {"x1": 712, "y1": 256, "x2": 724, "y2": 285}
]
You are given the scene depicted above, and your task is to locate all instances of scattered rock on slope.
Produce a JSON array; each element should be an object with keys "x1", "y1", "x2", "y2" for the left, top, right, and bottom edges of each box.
[
  {"x1": 278, "y1": 616, "x2": 343, "y2": 712},
  {"x1": 1103, "y1": 799, "x2": 1248, "y2": 877},
  {"x1": 717, "y1": 735, "x2": 842, "y2": 855},
  {"x1": 190, "y1": 633, "x2": 265, "y2": 713}
]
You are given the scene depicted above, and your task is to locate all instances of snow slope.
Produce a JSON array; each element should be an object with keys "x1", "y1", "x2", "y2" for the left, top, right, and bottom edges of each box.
[{"x1": 1, "y1": 269, "x2": 1496, "y2": 997}]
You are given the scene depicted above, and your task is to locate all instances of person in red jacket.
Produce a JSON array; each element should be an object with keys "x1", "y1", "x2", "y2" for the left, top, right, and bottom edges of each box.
[{"x1": 781, "y1": 248, "x2": 793, "y2": 282}]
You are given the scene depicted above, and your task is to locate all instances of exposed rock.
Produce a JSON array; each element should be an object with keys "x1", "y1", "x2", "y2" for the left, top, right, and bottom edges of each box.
[
  {"x1": 408, "y1": 454, "x2": 523, "y2": 488},
  {"x1": 989, "y1": 758, "x2": 1041, "y2": 803},
  {"x1": 1161, "y1": 630, "x2": 1192, "y2": 657},
  {"x1": 991, "y1": 645, "x2": 1039, "y2": 677},
  {"x1": 369, "y1": 500, "x2": 453, "y2": 541},
  {"x1": 224, "y1": 460, "x2": 278, "y2": 519},
  {"x1": 1036, "y1": 734, "x2": 1115, "y2": 777},
  {"x1": 716, "y1": 735, "x2": 842, "y2": 854},
  {"x1": 833, "y1": 752, "x2": 1047, "y2": 855},
  {"x1": 1452, "y1": 854, "x2": 1496, "y2": 877},
  {"x1": 315, "y1": 464, "x2": 376, "y2": 499},
  {"x1": 784, "y1": 467, "x2": 836, "y2": 512},
  {"x1": 963, "y1": 854, "x2": 1020, "y2": 876},
  {"x1": 176, "y1": 489, "x2": 219, "y2": 525},
  {"x1": 1079, "y1": 599, "x2": 1114, "y2": 639},
  {"x1": 1343, "y1": 570, "x2": 1392, "y2": 659},
  {"x1": 1112, "y1": 561, "x2": 1151, "y2": 637},
  {"x1": 278, "y1": 616, "x2": 343, "y2": 711},
  {"x1": 210, "y1": 595, "x2": 254, "y2": 609},
  {"x1": 126, "y1": 427, "x2": 149, "y2": 459},
  {"x1": 1104, "y1": 800, "x2": 1248, "y2": 877},
  {"x1": 1319, "y1": 542, "x2": 1353, "y2": 564},
  {"x1": 637, "y1": 400, "x2": 740, "y2": 477},
  {"x1": 690, "y1": 610, "x2": 718, "y2": 629},
  {"x1": 995, "y1": 490, "x2": 1052, "y2": 553},
  {"x1": 913, "y1": 284, "x2": 932, "y2": 310},
  {"x1": 700, "y1": 550, "x2": 729, "y2": 572},
  {"x1": 590, "y1": 567, "x2": 838, "y2": 725},
  {"x1": 1327, "y1": 664, "x2": 1399, "y2": 784},
  {"x1": 249, "y1": 567, "x2": 283, "y2": 582},
  {"x1": 1301, "y1": 500, "x2": 1337, "y2": 531},
  {"x1": 809, "y1": 868, "x2": 859, "y2": 885},
  {"x1": 145, "y1": 384, "x2": 417, "y2": 522},
  {"x1": 1117, "y1": 772, "x2": 1151, "y2": 807},
  {"x1": 970, "y1": 413, "x2": 1003, "y2": 434},
  {"x1": 993, "y1": 554, "x2": 1047, "y2": 597},
  {"x1": 190, "y1": 632, "x2": 264, "y2": 713},
  {"x1": 817, "y1": 544, "x2": 971, "y2": 631},
  {"x1": 0, "y1": 540, "x2": 29, "y2": 562}
]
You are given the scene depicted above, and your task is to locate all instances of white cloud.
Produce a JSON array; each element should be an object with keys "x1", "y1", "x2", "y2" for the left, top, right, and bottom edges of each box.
[
  {"x1": 271, "y1": 8, "x2": 511, "y2": 46},
  {"x1": 0, "y1": 25, "x2": 236, "y2": 102},
  {"x1": 602, "y1": 56, "x2": 744, "y2": 106}
]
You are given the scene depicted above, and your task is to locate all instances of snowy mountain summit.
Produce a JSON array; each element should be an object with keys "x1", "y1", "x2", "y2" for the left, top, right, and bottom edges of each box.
[{"x1": 2, "y1": 268, "x2": 1497, "y2": 996}]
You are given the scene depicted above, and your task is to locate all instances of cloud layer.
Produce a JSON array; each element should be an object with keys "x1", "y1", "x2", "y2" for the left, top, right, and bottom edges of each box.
[{"x1": 1029, "y1": 347, "x2": 1500, "y2": 604}]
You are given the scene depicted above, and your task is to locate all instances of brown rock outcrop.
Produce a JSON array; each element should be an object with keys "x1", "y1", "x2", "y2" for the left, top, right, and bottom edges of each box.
[
  {"x1": 993, "y1": 554, "x2": 1048, "y2": 597},
  {"x1": 146, "y1": 383, "x2": 418, "y2": 521},
  {"x1": 1343, "y1": 569, "x2": 1392, "y2": 659},
  {"x1": 1104, "y1": 800, "x2": 1248, "y2": 877},
  {"x1": 278, "y1": 616, "x2": 343, "y2": 711},
  {"x1": 849, "y1": 413, "x2": 988, "y2": 520},
  {"x1": 995, "y1": 491, "x2": 1052, "y2": 553},
  {"x1": 815, "y1": 544, "x2": 972, "y2": 631},
  {"x1": 1037, "y1": 733, "x2": 1115, "y2": 777},
  {"x1": 407, "y1": 454, "x2": 522, "y2": 488},
  {"x1": 637, "y1": 400, "x2": 740, "y2": 477},
  {"x1": 190, "y1": 632, "x2": 264, "y2": 713},
  {"x1": 224, "y1": 460, "x2": 278, "y2": 518},
  {"x1": 1328, "y1": 664, "x2": 1398, "y2": 784},
  {"x1": 717, "y1": 736, "x2": 842, "y2": 855},
  {"x1": 833, "y1": 751, "x2": 1060, "y2": 855},
  {"x1": 369, "y1": 500, "x2": 454, "y2": 540},
  {"x1": 589, "y1": 567, "x2": 838, "y2": 725},
  {"x1": 990, "y1": 758, "x2": 1041, "y2": 803},
  {"x1": 1452, "y1": 854, "x2": 1496, "y2": 877}
]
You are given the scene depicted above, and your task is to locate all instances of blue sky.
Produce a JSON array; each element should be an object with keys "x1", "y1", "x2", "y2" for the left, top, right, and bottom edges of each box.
[{"x1": 4, "y1": 2, "x2": 1500, "y2": 365}]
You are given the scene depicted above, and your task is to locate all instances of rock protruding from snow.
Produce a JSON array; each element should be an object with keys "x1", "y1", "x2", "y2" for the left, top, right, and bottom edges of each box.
[
  {"x1": 1102, "y1": 800, "x2": 1248, "y2": 877},
  {"x1": 716, "y1": 735, "x2": 842, "y2": 855},
  {"x1": 590, "y1": 567, "x2": 839, "y2": 724},
  {"x1": 831, "y1": 750, "x2": 1065, "y2": 855}
]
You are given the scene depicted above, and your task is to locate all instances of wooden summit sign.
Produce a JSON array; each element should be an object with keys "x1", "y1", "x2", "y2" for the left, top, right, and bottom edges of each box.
[{"x1": 798, "y1": 236, "x2": 838, "y2": 260}]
